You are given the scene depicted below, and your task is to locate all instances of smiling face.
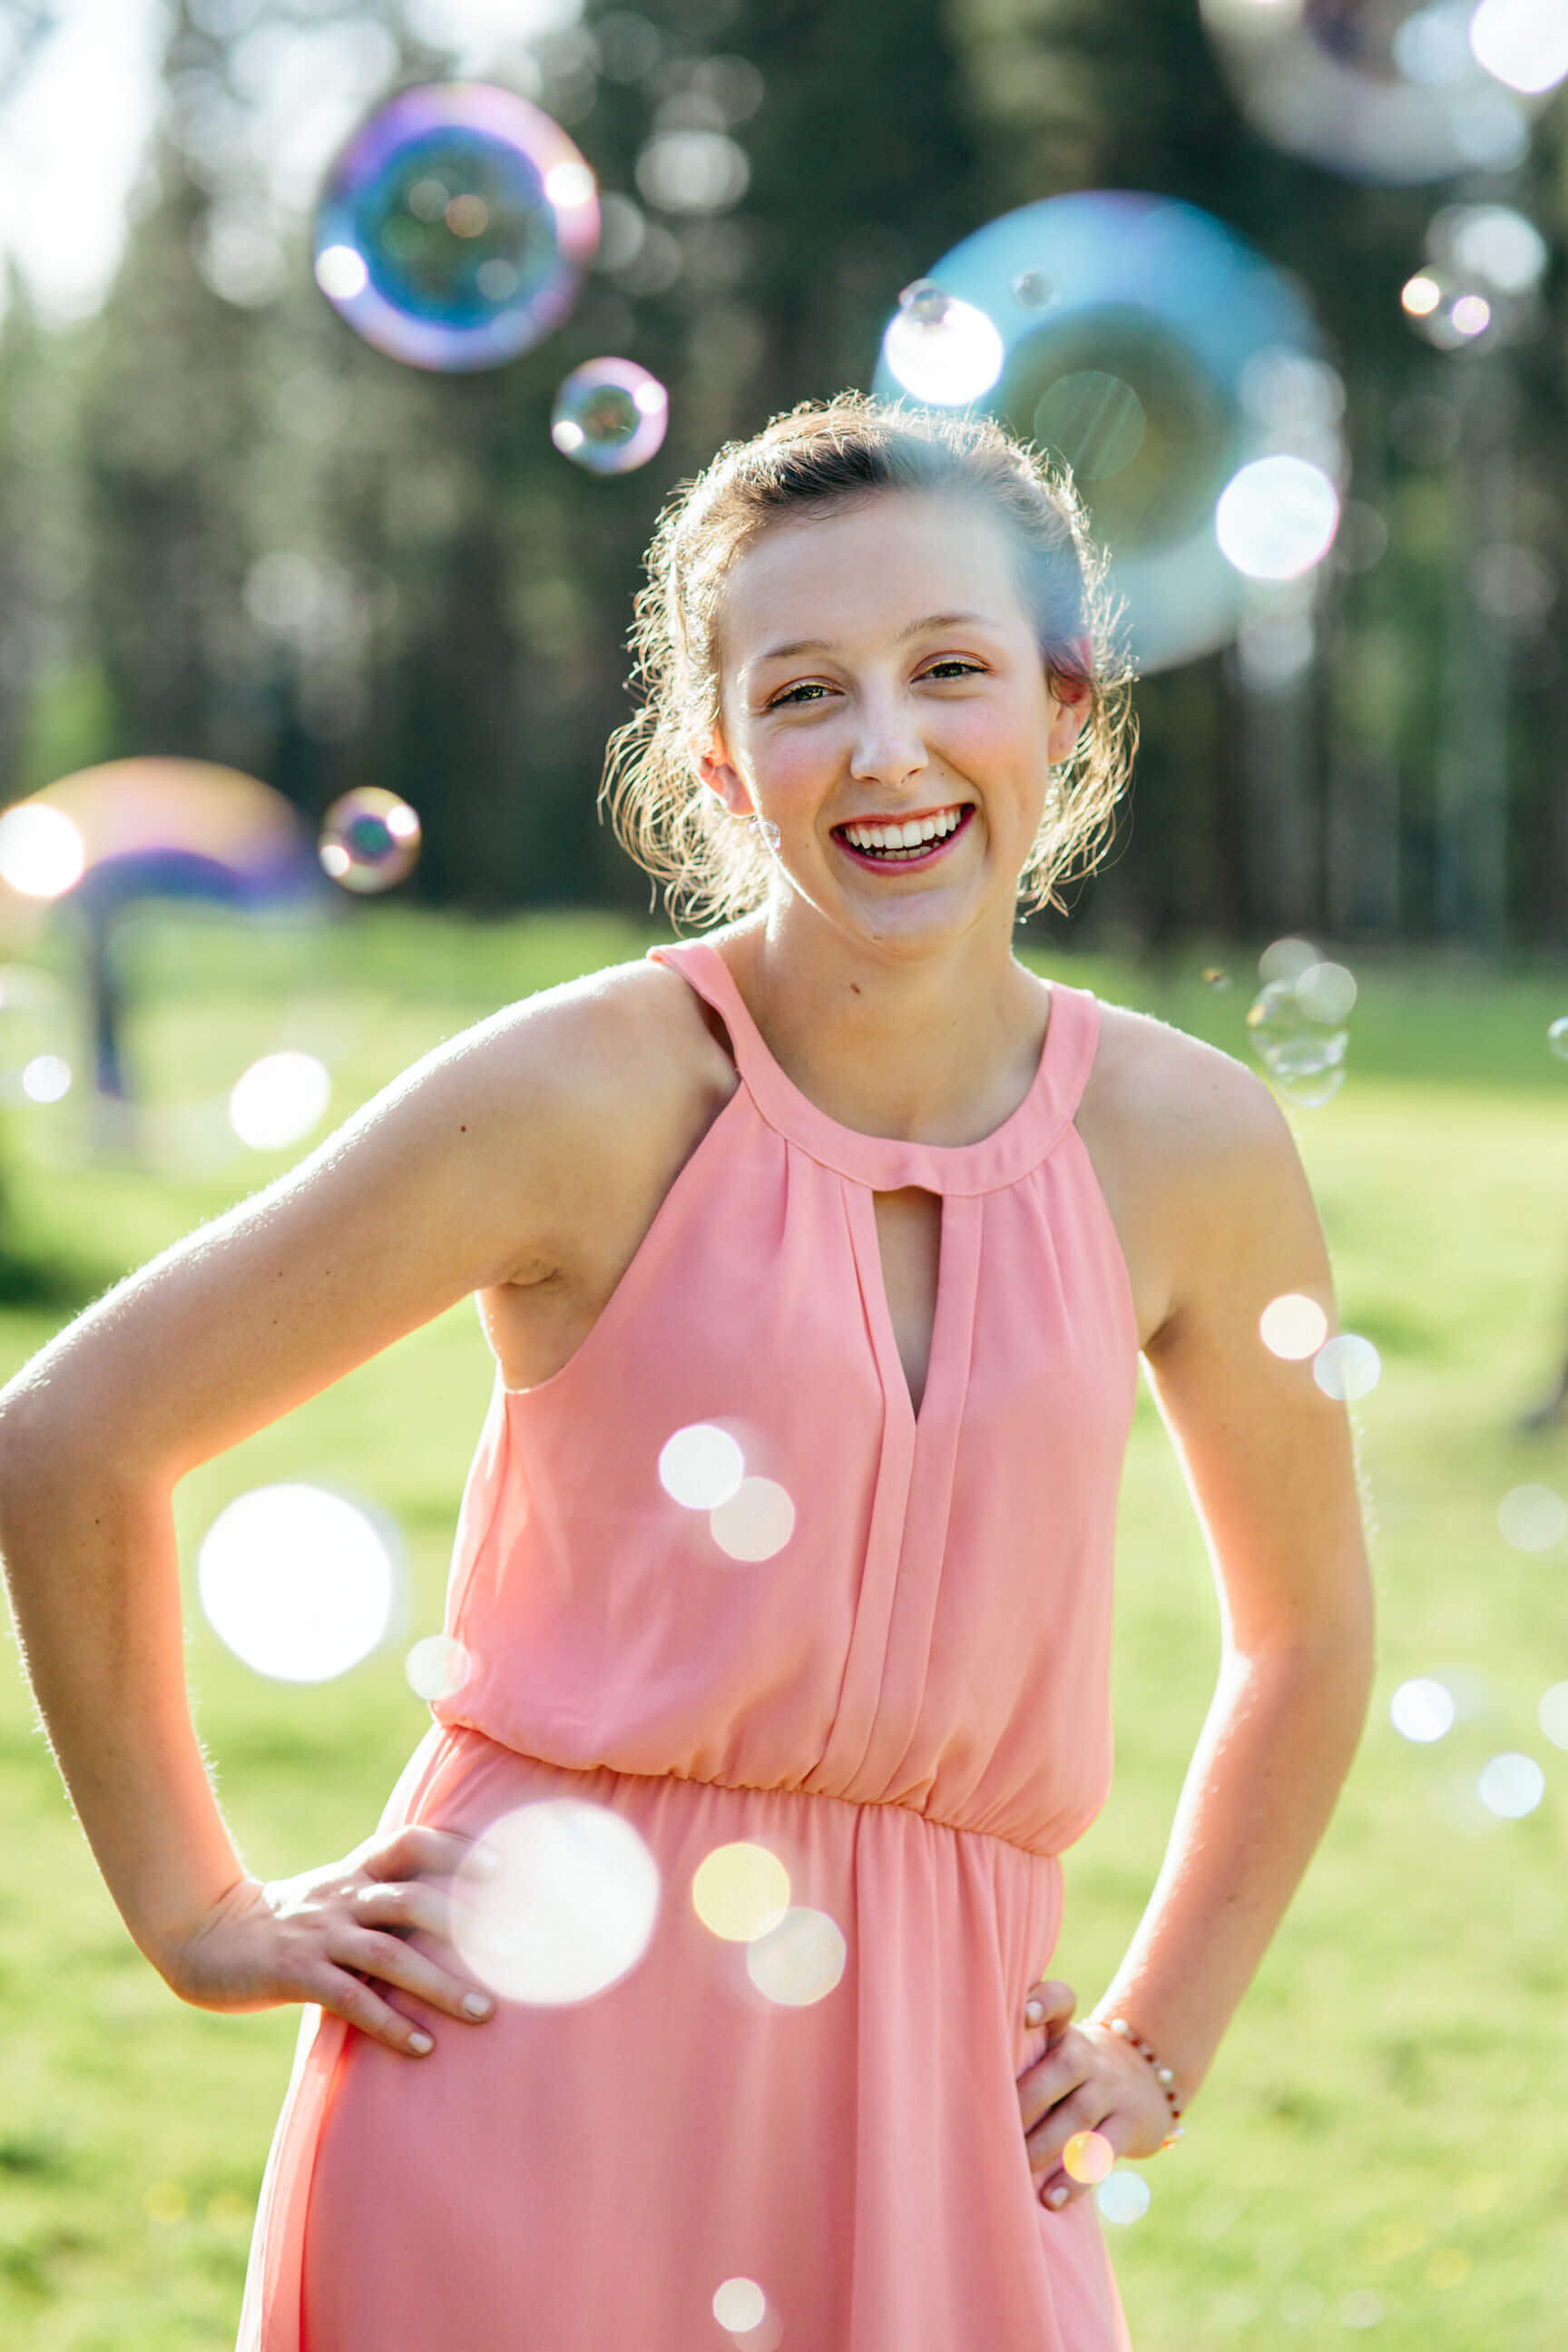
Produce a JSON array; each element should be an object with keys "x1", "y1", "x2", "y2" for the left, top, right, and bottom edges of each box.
[{"x1": 701, "y1": 491, "x2": 1086, "y2": 956}]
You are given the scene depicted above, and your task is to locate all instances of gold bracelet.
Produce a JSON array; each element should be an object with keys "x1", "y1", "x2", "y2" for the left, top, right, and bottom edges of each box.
[{"x1": 1101, "y1": 2015, "x2": 1186, "y2": 2149}]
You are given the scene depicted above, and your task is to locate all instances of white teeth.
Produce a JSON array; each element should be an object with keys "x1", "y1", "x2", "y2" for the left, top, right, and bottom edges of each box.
[{"x1": 842, "y1": 807, "x2": 965, "y2": 858}]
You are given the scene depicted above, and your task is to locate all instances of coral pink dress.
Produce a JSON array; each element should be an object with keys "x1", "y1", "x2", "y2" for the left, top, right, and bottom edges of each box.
[{"x1": 238, "y1": 938, "x2": 1141, "y2": 2350}]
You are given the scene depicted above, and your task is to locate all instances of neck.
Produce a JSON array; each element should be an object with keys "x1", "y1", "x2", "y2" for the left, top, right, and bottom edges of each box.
[{"x1": 720, "y1": 897, "x2": 1051, "y2": 1150}]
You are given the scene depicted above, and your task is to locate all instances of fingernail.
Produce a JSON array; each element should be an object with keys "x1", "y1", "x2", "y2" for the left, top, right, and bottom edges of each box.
[
  {"x1": 1045, "y1": 2184, "x2": 1069, "y2": 2210},
  {"x1": 409, "y1": 2030, "x2": 434, "y2": 2054},
  {"x1": 463, "y1": 1993, "x2": 492, "y2": 2019},
  {"x1": 1024, "y1": 1998, "x2": 1044, "y2": 2025}
]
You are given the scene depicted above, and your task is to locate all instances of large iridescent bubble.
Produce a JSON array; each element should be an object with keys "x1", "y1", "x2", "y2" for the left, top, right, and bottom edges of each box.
[
  {"x1": 313, "y1": 83, "x2": 599, "y2": 372},
  {"x1": 872, "y1": 193, "x2": 1341, "y2": 673}
]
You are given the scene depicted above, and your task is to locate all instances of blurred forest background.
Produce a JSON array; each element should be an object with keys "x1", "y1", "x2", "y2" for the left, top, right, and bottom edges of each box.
[{"x1": 2, "y1": 0, "x2": 1567, "y2": 950}]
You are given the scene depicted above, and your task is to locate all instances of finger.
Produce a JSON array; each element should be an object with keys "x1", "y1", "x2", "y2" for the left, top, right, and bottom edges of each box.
[
  {"x1": 359, "y1": 1825, "x2": 484, "y2": 1882},
  {"x1": 352, "y1": 1877, "x2": 451, "y2": 1943},
  {"x1": 328, "y1": 1926, "x2": 494, "y2": 2024},
  {"x1": 1024, "y1": 2077, "x2": 1103, "y2": 2176},
  {"x1": 1035, "y1": 2110, "x2": 1131, "y2": 2215},
  {"x1": 312, "y1": 1962, "x2": 441, "y2": 2057},
  {"x1": 1016, "y1": 2039, "x2": 1091, "y2": 2136},
  {"x1": 1023, "y1": 1977, "x2": 1076, "y2": 2037}
]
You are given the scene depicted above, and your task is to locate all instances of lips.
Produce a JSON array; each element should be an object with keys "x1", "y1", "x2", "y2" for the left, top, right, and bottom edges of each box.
[{"x1": 832, "y1": 804, "x2": 973, "y2": 867}]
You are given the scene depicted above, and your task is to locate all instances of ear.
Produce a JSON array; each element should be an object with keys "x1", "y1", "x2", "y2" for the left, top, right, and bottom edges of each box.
[
  {"x1": 1046, "y1": 634, "x2": 1093, "y2": 762},
  {"x1": 694, "y1": 726, "x2": 753, "y2": 820}
]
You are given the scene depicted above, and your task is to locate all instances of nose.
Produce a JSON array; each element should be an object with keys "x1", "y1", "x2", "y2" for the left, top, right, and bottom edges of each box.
[{"x1": 848, "y1": 687, "x2": 928, "y2": 795}]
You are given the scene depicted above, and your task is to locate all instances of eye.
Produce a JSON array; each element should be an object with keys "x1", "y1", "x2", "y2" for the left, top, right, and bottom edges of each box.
[
  {"x1": 920, "y1": 659, "x2": 986, "y2": 681},
  {"x1": 765, "y1": 680, "x2": 833, "y2": 709}
]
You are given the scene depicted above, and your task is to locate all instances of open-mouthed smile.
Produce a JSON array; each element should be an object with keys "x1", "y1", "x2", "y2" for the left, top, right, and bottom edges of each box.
[{"x1": 830, "y1": 803, "x2": 973, "y2": 870}]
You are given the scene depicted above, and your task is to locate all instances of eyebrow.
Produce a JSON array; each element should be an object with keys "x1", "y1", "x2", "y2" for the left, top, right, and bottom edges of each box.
[{"x1": 752, "y1": 611, "x2": 996, "y2": 665}]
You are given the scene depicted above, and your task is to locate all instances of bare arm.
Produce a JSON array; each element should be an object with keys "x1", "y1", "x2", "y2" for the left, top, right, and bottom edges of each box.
[
  {"x1": 1020, "y1": 1048, "x2": 1376, "y2": 2205},
  {"x1": 0, "y1": 964, "x2": 689, "y2": 2044}
]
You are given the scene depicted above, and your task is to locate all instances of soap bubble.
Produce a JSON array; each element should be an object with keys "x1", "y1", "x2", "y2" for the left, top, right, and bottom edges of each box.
[
  {"x1": 1097, "y1": 2169, "x2": 1152, "y2": 2224},
  {"x1": 1390, "y1": 1678, "x2": 1455, "y2": 1742},
  {"x1": 1546, "y1": 1017, "x2": 1568, "y2": 1060},
  {"x1": 659, "y1": 1424, "x2": 745, "y2": 1510},
  {"x1": 710, "y1": 1477, "x2": 796, "y2": 1563},
  {"x1": 405, "y1": 1633, "x2": 473, "y2": 1701},
  {"x1": 318, "y1": 788, "x2": 422, "y2": 894},
  {"x1": 1259, "y1": 935, "x2": 1321, "y2": 985},
  {"x1": 875, "y1": 194, "x2": 1340, "y2": 674},
  {"x1": 450, "y1": 1798, "x2": 660, "y2": 2004},
  {"x1": 198, "y1": 1485, "x2": 397, "y2": 1683},
  {"x1": 880, "y1": 279, "x2": 1004, "y2": 407},
  {"x1": 1476, "y1": 1753, "x2": 1544, "y2": 1818},
  {"x1": 313, "y1": 83, "x2": 599, "y2": 372},
  {"x1": 229, "y1": 1053, "x2": 332, "y2": 1152},
  {"x1": 691, "y1": 1841, "x2": 790, "y2": 1942},
  {"x1": 1200, "y1": 0, "x2": 1530, "y2": 182},
  {"x1": 551, "y1": 356, "x2": 668, "y2": 474},
  {"x1": 1496, "y1": 1485, "x2": 1567, "y2": 1553},
  {"x1": 5, "y1": 760, "x2": 313, "y2": 915},
  {"x1": 1260, "y1": 1293, "x2": 1329, "y2": 1360},
  {"x1": 745, "y1": 1905, "x2": 848, "y2": 2007},
  {"x1": 1246, "y1": 975, "x2": 1348, "y2": 1106},
  {"x1": 0, "y1": 803, "x2": 85, "y2": 898},
  {"x1": 1313, "y1": 1334, "x2": 1382, "y2": 1402}
]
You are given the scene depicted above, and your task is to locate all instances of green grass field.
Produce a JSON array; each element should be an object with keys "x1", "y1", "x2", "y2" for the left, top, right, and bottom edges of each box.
[{"x1": 0, "y1": 904, "x2": 1564, "y2": 2349}]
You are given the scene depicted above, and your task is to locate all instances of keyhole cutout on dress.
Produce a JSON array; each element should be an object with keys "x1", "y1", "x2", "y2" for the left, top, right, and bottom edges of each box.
[{"x1": 871, "y1": 1188, "x2": 944, "y2": 1419}]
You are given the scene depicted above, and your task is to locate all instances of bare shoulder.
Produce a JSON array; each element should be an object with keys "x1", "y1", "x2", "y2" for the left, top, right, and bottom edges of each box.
[{"x1": 1085, "y1": 998, "x2": 1290, "y2": 1163}]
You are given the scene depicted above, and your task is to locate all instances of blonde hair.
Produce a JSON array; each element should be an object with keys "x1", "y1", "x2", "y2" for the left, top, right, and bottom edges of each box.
[{"x1": 602, "y1": 392, "x2": 1137, "y2": 925}]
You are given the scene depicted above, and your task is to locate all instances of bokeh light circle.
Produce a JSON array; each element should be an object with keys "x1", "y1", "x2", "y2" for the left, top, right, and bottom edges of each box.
[
  {"x1": 1546, "y1": 1016, "x2": 1568, "y2": 1061},
  {"x1": 1470, "y1": 0, "x2": 1568, "y2": 94},
  {"x1": 1096, "y1": 2169, "x2": 1152, "y2": 2224},
  {"x1": 1496, "y1": 1484, "x2": 1567, "y2": 1553},
  {"x1": 1313, "y1": 1334, "x2": 1382, "y2": 1402},
  {"x1": 1476, "y1": 1753, "x2": 1545, "y2": 1819},
  {"x1": 745, "y1": 1905, "x2": 848, "y2": 2007},
  {"x1": 1215, "y1": 456, "x2": 1340, "y2": 580},
  {"x1": 1063, "y1": 2129, "x2": 1116, "y2": 2185},
  {"x1": 0, "y1": 803, "x2": 86, "y2": 898},
  {"x1": 1390, "y1": 1678, "x2": 1455, "y2": 1743},
  {"x1": 713, "y1": 2278, "x2": 768, "y2": 2334},
  {"x1": 691, "y1": 1841, "x2": 791, "y2": 1943},
  {"x1": 874, "y1": 194, "x2": 1339, "y2": 673},
  {"x1": 21, "y1": 1054, "x2": 72, "y2": 1105},
  {"x1": 318, "y1": 788, "x2": 422, "y2": 894},
  {"x1": 229, "y1": 1053, "x2": 332, "y2": 1152},
  {"x1": 659, "y1": 1424, "x2": 745, "y2": 1510},
  {"x1": 1259, "y1": 1292, "x2": 1329, "y2": 1360},
  {"x1": 710, "y1": 1477, "x2": 796, "y2": 1563},
  {"x1": 313, "y1": 83, "x2": 599, "y2": 372},
  {"x1": 405, "y1": 1632, "x2": 473, "y2": 1701},
  {"x1": 450, "y1": 1798, "x2": 660, "y2": 2004},
  {"x1": 551, "y1": 357, "x2": 669, "y2": 475},
  {"x1": 1538, "y1": 1683, "x2": 1568, "y2": 1750},
  {"x1": 198, "y1": 1485, "x2": 396, "y2": 1683}
]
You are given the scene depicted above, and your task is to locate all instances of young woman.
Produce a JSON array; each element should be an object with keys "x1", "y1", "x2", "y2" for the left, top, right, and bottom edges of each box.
[{"x1": 0, "y1": 395, "x2": 1375, "y2": 2350}]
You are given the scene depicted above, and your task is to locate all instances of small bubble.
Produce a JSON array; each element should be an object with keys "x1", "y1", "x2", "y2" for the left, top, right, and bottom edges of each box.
[
  {"x1": 1013, "y1": 268, "x2": 1055, "y2": 309},
  {"x1": 1476, "y1": 1752, "x2": 1545, "y2": 1818},
  {"x1": 1390, "y1": 1678, "x2": 1455, "y2": 1743},
  {"x1": 551, "y1": 356, "x2": 669, "y2": 475},
  {"x1": 1063, "y1": 2129, "x2": 1115, "y2": 2185},
  {"x1": 1497, "y1": 1484, "x2": 1567, "y2": 1553},
  {"x1": 659, "y1": 1424, "x2": 744, "y2": 1510},
  {"x1": 746, "y1": 1905, "x2": 847, "y2": 2007},
  {"x1": 1293, "y1": 959, "x2": 1357, "y2": 1024},
  {"x1": 1259, "y1": 1293, "x2": 1328, "y2": 1361},
  {"x1": 405, "y1": 1633, "x2": 473, "y2": 1701},
  {"x1": 1548, "y1": 1016, "x2": 1568, "y2": 1061},
  {"x1": 882, "y1": 285, "x2": 1004, "y2": 407},
  {"x1": 710, "y1": 1476, "x2": 795, "y2": 1562},
  {"x1": 898, "y1": 277, "x2": 950, "y2": 326},
  {"x1": 1095, "y1": 2168, "x2": 1152, "y2": 2224},
  {"x1": 318, "y1": 787, "x2": 422, "y2": 895},
  {"x1": 1258, "y1": 936, "x2": 1321, "y2": 985},
  {"x1": 1313, "y1": 1333, "x2": 1381, "y2": 1402},
  {"x1": 1537, "y1": 1682, "x2": 1568, "y2": 1749}
]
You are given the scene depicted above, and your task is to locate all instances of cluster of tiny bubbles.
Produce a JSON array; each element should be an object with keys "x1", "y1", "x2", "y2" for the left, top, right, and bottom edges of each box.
[
  {"x1": 449, "y1": 1798, "x2": 660, "y2": 2004},
  {"x1": 0, "y1": 968, "x2": 74, "y2": 1110},
  {"x1": 405, "y1": 1632, "x2": 474, "y2": 1702},
  {"x1": 312, "y1": 83, "x2": 600, "y2": 372},
  {"x1": 1063, "y1": 2129, "x2": 1116, "y2": 2186},
  {"x1": 198, "y1": 1485, "x2": 397, "y2": 1683},
  {"x1": 1095, "y1": 2168, "x2": 1152, "y2": 2225},
  {"x1": 691, "y1": 1840, "x2": 790, "y2": 1943},
  {"x1": 1246, "y1": 937, "x2": 1356, "y2": 1108},
  {"x1": 1496, "y1": 1483, "x2": 1567, "y2": 1553},
  {"x1": 881, "y1": 279, "x2": 1005, "y2": 408},
  {"x1": 873, "y1": 195, "x2": 1338, "y2": 676},
  {"x1": 1199, "y1": 0, "x2": 1532, "y2": 184},
  {"x1": 1312, "y1": 1332, "x2": 1382, "y2": 1403},
  {"x1": 318, "y1": 788, "x2": 422, "y2": 894},
  {"x1": 0, "y1": 802, "x2": 85, "y2": 900},
  {"x1": 1476, "y1": 1752, "x2": 1544, "y2": 1818},
  {"x1": 228, "y1": 1052, "x2": 332, "y2": 1153},
  {"x1": 712, "y1": 2277, "x2": 783, "y2": 2349},
  {"x1": 1390, "y1": 1676, "x2": 1457, "y2": 1743},
  {"x1": 659, "y1": 1423, "x2": 797, "y2": 1563},
  {"x1": 1547, "y1": 1016, "x2": 1568, "y2": 1060},
  {"x1": 745, "y1": 1902, "x2": 847, "y2": 2007},
  {"x1": 550, "y1": 356, "x2": 669, "y2": 475},
  {"x1": 1259, "y1": 1292, "x2": 1329, "y2": 1361},
  {"x1": 1538, "y1": 1682, "x2": 1568, "y2": 1749}
]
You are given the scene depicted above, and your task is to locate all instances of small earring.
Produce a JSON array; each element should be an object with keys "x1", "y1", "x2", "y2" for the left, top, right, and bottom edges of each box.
[{"x1": 748, "y1": 815, "x2": 781, "y2": 852}]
